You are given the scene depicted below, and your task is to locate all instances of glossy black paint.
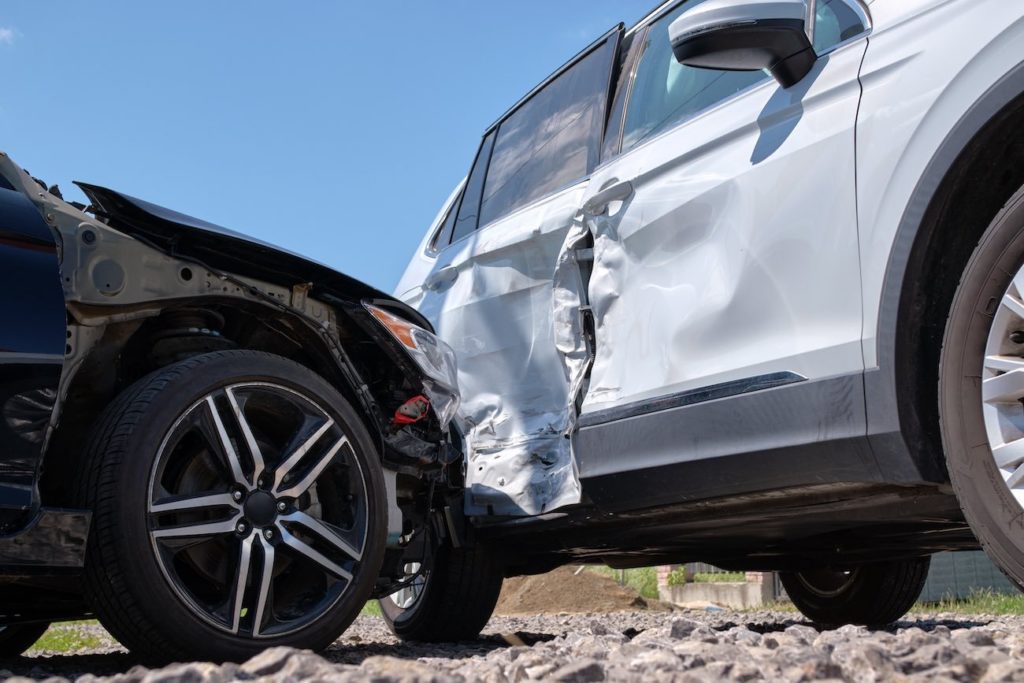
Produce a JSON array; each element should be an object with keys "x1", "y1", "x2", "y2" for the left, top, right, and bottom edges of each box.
[{"x1": 0, "y1": 187, "x2": 65, "y2": 518}]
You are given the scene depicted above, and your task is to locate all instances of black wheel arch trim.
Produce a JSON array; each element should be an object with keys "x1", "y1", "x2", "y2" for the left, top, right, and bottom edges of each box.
[{"x1": 870, "y1": 59, "x2": 1024, "y2": 480}]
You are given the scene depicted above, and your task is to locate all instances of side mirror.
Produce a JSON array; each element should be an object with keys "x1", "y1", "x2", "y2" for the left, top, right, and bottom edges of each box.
[{"x1": 669, "y1": 0, "x2": 816, "y2": 88}]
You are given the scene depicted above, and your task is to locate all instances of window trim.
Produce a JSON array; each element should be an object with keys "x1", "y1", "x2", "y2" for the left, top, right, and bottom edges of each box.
[{"x1": 605, "y1": 0, "x2": 871, "y2": 163}]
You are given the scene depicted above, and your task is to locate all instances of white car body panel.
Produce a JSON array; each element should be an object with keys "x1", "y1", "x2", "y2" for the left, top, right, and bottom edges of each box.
[
  {"x1": 858, "y1": 0, "x2": 1024, "y2": 368},
  {"x1": 407, "y1": 184, "x2": 590, "y2": 516},
  {"x1": 581, "y1": 38, "x2": 867, "y2": 415}
]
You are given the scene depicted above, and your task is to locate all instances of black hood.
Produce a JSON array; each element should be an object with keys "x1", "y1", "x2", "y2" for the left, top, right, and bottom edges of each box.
[{"x1": 76, "y1": 182, "x2": 430, "y2": 329}]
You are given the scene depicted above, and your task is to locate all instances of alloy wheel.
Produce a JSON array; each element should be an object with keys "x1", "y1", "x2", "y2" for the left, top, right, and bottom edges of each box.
[
  {"x1": 981, "y1": 269, "x2": 1024, "y2": 509},
  {"x1": 146, "y1": 382, "x2": 367, "y2": 639}
]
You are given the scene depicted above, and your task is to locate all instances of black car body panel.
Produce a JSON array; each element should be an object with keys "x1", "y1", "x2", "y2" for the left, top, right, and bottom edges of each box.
[{"x1": 0, "y1": 185, "x2": 66, "y2": 526}]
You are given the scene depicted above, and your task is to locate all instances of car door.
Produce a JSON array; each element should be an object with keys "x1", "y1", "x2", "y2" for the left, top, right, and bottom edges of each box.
[
  {"x1": 409, "y1": 29, "x2": 620, "y2": 517},
  {"x1": 574, "y1": 0, "x2": 873, "y2": 497},
  {"x1": 0, "y1": 176, "x2": 66, "y2": 527}
]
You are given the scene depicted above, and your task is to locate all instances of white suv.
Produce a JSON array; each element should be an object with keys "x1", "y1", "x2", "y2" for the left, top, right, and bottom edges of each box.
[{"x1": 389, "y1": 0, "x2": 1024, "y2": 632}]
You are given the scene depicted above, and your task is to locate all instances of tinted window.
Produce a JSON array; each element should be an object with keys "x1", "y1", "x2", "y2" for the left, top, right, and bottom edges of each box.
[
  {"x1": 430, "y1": 190, "x2": 462, "y2": 251},
  {"x1": 622, "y1": 2, "x2": 768, "y2": 153},
  {"x1": 813, "y1": 0, "x2": 868, "y2": 53},
  {"x1": 478, "y1": 35, "x2": 617, "y2": 228},
  {"x1": 451, "y1": 131, "x2": 496, "y2": 243}
]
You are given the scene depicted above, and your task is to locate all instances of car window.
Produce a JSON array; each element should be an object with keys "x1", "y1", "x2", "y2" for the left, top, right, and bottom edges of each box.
[
  {"x1": 430, "y1": 189, "x2": 462, "y2": 251},
  {"x1": 813, "y1": 0, "x2": 869, "y2": 54},
  {"x1": 621, "y1": 2, "x2": 769, "y2": 154},
  {"x1": 450, "y1": 131, "x2": 496, "y2": 244},
  {"x1": 477, "y1": 35, "x2": 617, "y2": 229}
]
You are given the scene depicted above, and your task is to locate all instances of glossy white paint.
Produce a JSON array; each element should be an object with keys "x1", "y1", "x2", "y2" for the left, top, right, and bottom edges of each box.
[
  {"x1": 581, "y1": 37, "x2": 867, "y2": 415},
  {"x1": 406, "y1": 184, "x2": 590, "y2": 516},
  {"x1": 857, "y1": 0, "x2": 1024, "y2": 368},
  {"x1": 398, "y1": 0, "x2": 1024, "y2": 518}
]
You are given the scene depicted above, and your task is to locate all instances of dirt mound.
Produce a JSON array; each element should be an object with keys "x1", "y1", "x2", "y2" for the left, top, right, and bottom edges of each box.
[{"x1": 495, "y1": 566, "x2": 670, "y2": 615}]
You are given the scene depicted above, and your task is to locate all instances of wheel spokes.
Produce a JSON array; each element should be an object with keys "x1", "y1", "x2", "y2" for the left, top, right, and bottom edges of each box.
[
  {"x1": 982, "y1": 369, "x2": 1024, "y2": 404},
  {"x1": 278, "y1": 510, "x2": 362, "y2": 561},
  {"x1": 275, "y1": 436, "x2": 349, "y2": 499},
  {"x1": 278, "y1": 527, "x2": 353, "y2": 581},
  {"x1": 205, "y1": 396, "x2": 252, "y2": 489},
  {"x1": 151, "y1": 516, "x2": 241, "y2": 541},
  {"x1": 253, "y1": 536, "x2": 275, "y2": 637},
  {"x1": 225, "y1": 387, "x2": 266, "y2": 483},
  {"x1": 271, "y1": 420, "x2": 335, "y2": 493},
  {"x1": 150, "y1": 491, "x2": 239, "y2": 515},
  {"x1": 230, "y1": 533, "x2": 255, "y2": 634}
]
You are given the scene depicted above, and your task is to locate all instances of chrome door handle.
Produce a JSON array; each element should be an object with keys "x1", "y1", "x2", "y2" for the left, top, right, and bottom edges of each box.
[
  {"x1": 424, "y1": 265, "x2": 460, "y2": 291},
  {"x1": 583, "y1": 180, "x2": 634, "y2": 216}
]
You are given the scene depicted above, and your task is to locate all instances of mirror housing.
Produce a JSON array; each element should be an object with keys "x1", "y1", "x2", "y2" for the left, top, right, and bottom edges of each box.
[{"x1": 669, "y1": 0, "x2": 816, "y2": 88}]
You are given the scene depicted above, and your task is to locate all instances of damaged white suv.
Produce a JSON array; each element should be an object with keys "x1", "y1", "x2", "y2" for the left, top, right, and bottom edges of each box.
[{"x1": 390, "y1": 0, "x2": 1024, "y2": 632}]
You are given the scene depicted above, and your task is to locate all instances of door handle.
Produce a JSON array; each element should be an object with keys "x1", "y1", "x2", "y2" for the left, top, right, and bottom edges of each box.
[
  {"x1": 424, "y1": 265, "x2": 460, "y2": 292},
  {"x1": 583, "y1": 180, "x2": 634, "y2": 216}
]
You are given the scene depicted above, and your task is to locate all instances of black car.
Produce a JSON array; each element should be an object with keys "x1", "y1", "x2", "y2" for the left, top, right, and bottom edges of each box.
[{"x1": 0, "y1": 152, "x2": 464, "y2": 662}]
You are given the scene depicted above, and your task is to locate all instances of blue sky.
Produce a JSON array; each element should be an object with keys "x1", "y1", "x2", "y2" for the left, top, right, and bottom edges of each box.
[{"x1": 1, "y1": 2, "x2": 651, "y2": 292}]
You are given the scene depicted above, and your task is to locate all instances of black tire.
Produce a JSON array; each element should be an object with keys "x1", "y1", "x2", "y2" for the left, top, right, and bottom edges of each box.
[
  {"x1": 379, "y1": 544, "x2": 503, "y2": 642},
  {"x1": 941, "y1": 185, "x2": 1024, "y2": 591},
  {"x1": 780, "y1": 558, "x2": 930, "y2": 626},
  {"x1": 0, "y1": 623, "x2": 49, "y2": 658},
  {"x1": 77, "y1": 350, "x2": 387, "y2": 663}
]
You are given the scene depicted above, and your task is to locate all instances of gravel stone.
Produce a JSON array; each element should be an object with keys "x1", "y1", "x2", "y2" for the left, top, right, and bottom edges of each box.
[{"x1": 9, "y1": 609, "x2": 1024, "y2": 681}]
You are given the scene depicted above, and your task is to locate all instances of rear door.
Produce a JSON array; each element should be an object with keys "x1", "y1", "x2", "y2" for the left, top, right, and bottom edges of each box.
[
  {"x1": 575, "y1": 1, "x2": 872, "y2": 491},
  {"x1": 410, "y1": 29, "x2": 620, "y2": 516}
]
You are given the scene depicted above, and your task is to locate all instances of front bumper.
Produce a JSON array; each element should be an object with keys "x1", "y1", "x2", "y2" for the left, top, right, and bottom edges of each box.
[{"x1": 0, "y1": 507, "x2": 90, "y2": 572}]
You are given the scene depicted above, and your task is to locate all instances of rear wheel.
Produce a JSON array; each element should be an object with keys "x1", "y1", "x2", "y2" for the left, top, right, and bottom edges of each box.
[
  {"x1": 379, "y1": 544, "x2": 503, "y2": 642},
  {"x1": 780, "y1": 558, "x2": 929, "y2": 626},
  {"x1": 941, "y1": 184, "x2": 1024, "y2": 591},
  {"x1": 0, "y1": 623, "x2": 49, "y2": 658},
  {"x1": 79, "y1": 351, "x2": 387, "y2": 663}
]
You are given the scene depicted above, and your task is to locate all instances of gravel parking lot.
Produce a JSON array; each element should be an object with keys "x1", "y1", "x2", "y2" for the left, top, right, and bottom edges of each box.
[{"x1": 6, "y1": 609, "x2": 1024, "y2": 682}]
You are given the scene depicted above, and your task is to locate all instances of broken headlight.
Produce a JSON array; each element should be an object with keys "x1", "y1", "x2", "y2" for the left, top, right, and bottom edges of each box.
[{"x1": 363, "y1": 303, "x2": 460, "y2": 429}]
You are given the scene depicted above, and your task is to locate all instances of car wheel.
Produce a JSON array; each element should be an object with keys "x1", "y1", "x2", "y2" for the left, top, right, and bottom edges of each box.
[
  {"x1": 379, "y1": 544, "x2": 502, "y2": 642},
  {"x1": 78, "y1": 350, "x2": 386, "y2": 663},
  {"x1": 941, "y1": 184, "x2": 1024, "y2": 591},
  {"x1": 780, "y1": 558, "x2": 930, "y2": 626},
  {"x1": 0, "y1": 623, "x2": 49, "y2": 657}
]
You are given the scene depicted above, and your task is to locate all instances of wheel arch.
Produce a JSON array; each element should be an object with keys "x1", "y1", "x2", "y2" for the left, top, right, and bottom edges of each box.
[
  {"x1": 39, "y1": 296, "x2": 418, "y2": 507},
  {"x1": 872, "y1": 62, "x2": 1024, "y2": 483}
]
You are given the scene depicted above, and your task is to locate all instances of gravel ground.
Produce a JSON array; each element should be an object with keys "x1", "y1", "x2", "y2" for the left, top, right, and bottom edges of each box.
[{"x1": 5, "y1": 610, "x2": 1024, "y2": 682}]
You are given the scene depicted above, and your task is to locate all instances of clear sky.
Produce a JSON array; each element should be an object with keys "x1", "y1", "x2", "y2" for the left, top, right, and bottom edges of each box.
[{"x1": 1, "y1": 2, "x2": 652, "y2": 292}]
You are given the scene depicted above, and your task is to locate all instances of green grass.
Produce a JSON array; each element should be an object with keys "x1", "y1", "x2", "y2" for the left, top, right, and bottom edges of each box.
[
  {"x1": 913, "y1": 589, "x2": 1024, "y2": 615},
  {"x1": 588, "y1": 566, "x2": 660, "y2": 599},
  {"x1": 361, "y1": 599, "x2": 382, "y2": 617},
  {"x1": 692, "y1": 571, "x2": 747, "y2": 583},
  {"x1": 27, "y1": 621, "x2": 104, "y2": 653}
]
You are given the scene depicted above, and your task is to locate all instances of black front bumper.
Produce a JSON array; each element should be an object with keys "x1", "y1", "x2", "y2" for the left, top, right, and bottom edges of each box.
[{"x1": 0, "y1": 507, "x2": 89, "y2": 572}]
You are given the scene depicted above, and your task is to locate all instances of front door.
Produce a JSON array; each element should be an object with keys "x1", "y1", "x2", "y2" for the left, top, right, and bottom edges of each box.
[{"x1": 575, "y1": 1, "x2": 872, "y2": 488}]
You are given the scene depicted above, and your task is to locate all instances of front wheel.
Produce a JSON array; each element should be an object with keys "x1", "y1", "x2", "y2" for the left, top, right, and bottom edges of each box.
[
  {"x1": 78, "y1": 351, "x2": 387, "y2": 663},
  {"x1": 942, "y1": 185, "x2": 1024, "y2": 592},
  {"x1": 780, "y1": 558, "x2": 930, "y2": 626}
]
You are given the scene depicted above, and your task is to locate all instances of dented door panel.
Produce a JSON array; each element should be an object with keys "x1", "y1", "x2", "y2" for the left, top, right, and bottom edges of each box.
[
  {"x1": 416, "y1": 186, "x2": 590, "y2": 516},
  {"x1": 579, "y1": 39, "x2": 868, "y2": 420}
]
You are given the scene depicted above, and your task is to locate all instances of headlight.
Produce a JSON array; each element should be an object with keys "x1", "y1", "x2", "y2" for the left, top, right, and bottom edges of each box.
[{"x1": 364, "y1": 303, "x2": 460, "y2": 428}]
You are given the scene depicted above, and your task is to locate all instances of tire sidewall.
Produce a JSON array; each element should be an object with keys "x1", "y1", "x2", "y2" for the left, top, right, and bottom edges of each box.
[
  {"x1": 95, "y1": 352, "x2": 386, "y2": 659},
  {"x1": 941, "y1": 190, "x2": 1024, "y2": 589}
]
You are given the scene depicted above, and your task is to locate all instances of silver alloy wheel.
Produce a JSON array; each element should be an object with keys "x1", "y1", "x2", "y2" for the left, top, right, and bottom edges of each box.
[
  {"x1": 982, "y1": 271, "x2": 1024, "y2": 508},
  {"x1": 387, "y1": 562, "x2": 425, "y2": 609},
  {"x1": 147, "y1": 382, "x2": 368, "y2": 639},
  {"x1": 795, "y1": 568, "x2": 858, "y2": 598}
]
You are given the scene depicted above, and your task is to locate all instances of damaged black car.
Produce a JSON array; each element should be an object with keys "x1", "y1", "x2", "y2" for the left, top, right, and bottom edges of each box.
[{"x1": 0, "y1": 152, "x2": 466, "y2": 662}]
